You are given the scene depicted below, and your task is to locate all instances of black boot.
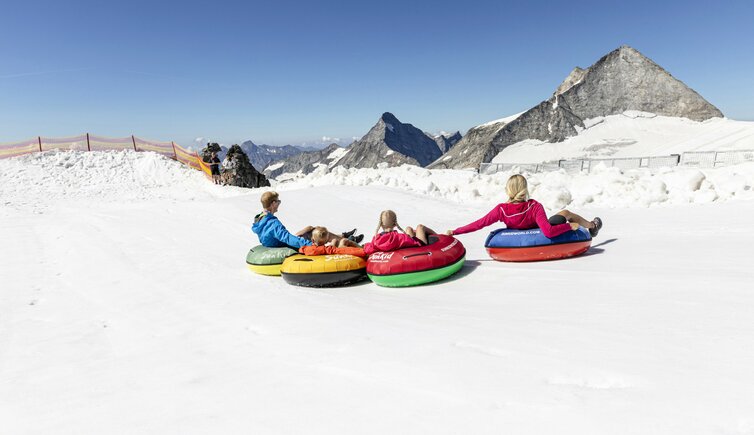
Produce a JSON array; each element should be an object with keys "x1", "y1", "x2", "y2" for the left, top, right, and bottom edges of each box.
[
  {"x1": 589, "y1": 217, "x2": 603, "y2": 237},
  {"x1": 349, "y1": 234, "x2": 364, "y2": 244},
  {"x1": 342, "y1": 228, "x2": 357, "y2": 239}
]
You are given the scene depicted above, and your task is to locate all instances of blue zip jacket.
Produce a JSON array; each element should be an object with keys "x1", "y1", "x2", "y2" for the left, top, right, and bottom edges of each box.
[{"x1": 252, "y1": 212, "x2": 312, "y2": 249}]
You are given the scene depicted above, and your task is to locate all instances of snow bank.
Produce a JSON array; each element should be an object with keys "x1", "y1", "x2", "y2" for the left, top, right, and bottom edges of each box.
[
  {"x1": 275, "y1": 162, "x2": 754, "y2": 210},
  {"x1": 0, "y1": 150, "x2": 246, "y2": 212}
]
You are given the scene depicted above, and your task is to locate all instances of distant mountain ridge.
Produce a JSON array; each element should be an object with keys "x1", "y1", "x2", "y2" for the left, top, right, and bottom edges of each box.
[
  {"x1": 433, "y1": 131, "x2": 462, "y2": 154},
  {"x1": 430, "y1": 45, "x2": 723, "y2": 169},
  {"x1": 264, "y1": 113, "x2": 461, "y2": 178},
  {"x1": 263, "y1": 143, "x2": 347, "y2": 179},
  {"x1": 238, "y1": 141, "x2": 313, "y2": 172}
]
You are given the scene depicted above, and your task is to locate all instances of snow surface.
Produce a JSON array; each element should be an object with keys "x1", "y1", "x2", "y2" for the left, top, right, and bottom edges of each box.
[
  {"x1": 493, "y1": 113, "x2": 754, "y2": 163},
  {"x1": 326, "y1": 146, "x2": 350, "y2": 169},
  {"x1": 264, "y1": 161, "x2": 285, "y2": 172},
  {"x1": 2, "y1": 150, "x2": 754, "y2": 434},
  {"x1": 479, "y1": 111, "x2": 525, "y2": 127}
]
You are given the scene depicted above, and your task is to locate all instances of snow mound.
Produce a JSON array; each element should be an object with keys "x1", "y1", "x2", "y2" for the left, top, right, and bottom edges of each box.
[
  {"x1": 0, "y1": 150, "x2": 247, "y2": 213},
  {"x1": 275, "y1": 163, "x2": 754, "y2": 210}
]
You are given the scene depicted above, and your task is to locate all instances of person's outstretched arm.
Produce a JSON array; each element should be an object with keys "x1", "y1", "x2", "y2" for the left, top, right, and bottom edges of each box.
[
  {"x1": 452, "y1": 205, "x2": 502, "y2": 235},
  {"x1": 532, "y1": 203, "x2": 572, "y2": 238}
]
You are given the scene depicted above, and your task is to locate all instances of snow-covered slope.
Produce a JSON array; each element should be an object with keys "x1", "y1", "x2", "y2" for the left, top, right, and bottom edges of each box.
[
  {"x1": 2, "y1": 150, "x2": 754, "y2": 434},
  {"x1": 493, "y1": 112, "x2": 754, "y2": 164}
]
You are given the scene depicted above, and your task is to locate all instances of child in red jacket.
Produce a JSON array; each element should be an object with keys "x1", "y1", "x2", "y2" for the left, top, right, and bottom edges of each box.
[
  {"x1": 364, "y1": 210, "x2": 438, "y2": 255},
  {"x1": 447, "y1": 174, "x2": 602, "y2": 238}
]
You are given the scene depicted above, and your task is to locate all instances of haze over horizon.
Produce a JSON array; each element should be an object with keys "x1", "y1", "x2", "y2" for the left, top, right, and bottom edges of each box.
[{"x1": 2, "y1": 0, "x2": 753, "y2": 148}]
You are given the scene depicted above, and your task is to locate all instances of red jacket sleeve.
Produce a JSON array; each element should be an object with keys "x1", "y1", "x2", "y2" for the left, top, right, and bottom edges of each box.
[
  {"x1": 532, "y1": 202, "x2": 572, "y2": 238},
  {"x1": 453, "y1": 205, "x2": 503, "y2": 235}
]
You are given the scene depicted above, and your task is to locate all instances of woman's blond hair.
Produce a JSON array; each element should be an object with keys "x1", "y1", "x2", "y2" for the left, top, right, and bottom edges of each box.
[
  {"x1": 506, "y1": 174, "x2": 529, "y2": 203},
  {"x1": 375, "y1": 210, "x2": 405, "y2": 235},
  {"x1": 311, "y1": 226, "x2": 330, "y2": 246}
]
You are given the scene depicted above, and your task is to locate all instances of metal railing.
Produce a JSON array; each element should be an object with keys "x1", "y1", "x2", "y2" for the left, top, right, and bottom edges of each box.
[{"x1": 481, "y1": 150, "x2": 754, "y2": 174}]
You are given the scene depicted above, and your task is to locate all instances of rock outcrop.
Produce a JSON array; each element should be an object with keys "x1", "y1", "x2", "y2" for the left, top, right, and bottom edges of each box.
[
  {"x1": 430, "y1": 45, "x2": 724, "y2": 169},
  {"x1": 220, "y1": 144, "x2": 270, "y2": 188}
]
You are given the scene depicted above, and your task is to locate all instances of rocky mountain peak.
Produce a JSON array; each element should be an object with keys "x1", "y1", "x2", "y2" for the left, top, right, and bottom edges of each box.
[
  {"x1": 337, "y1": 112, "x2": 443, "y2": 168},
  {"x1": 430, "y1": 45, "x2": 723, "y2": 170}
]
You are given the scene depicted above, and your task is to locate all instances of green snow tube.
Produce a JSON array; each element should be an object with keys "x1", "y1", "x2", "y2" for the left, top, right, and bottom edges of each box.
[
  {"x1": 367, "y1": 256, "x2": 466, "y2": 287},
  {"x1": 246, "y1": 245, "x2": 298, "y2": 276}
]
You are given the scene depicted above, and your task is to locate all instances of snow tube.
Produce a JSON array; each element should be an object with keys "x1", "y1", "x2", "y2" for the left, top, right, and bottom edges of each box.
[
  {"x1": 281, "y1": 254, "x2": 367, "y2": 288},
  {"x1": 246, "y1": 245, "x2": 298, "y2": 276},
  {"x1": 485, "y1": 227, "x2": 592, "y2": 262},
  {"x1": 367, "y1": 235, "x2": 466, "y2": 287}
]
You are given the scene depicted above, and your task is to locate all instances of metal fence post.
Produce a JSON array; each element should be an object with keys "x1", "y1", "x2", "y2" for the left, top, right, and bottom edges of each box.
[
  {"x1": 37, "y1": 136, "x2": 42, "y2": 152},
  {"x1": 86, "y1": 133, "x2": 91, "y2": 151},
  {"x1": 132, "y1": 135, "x2": 137, "y2": 152}
]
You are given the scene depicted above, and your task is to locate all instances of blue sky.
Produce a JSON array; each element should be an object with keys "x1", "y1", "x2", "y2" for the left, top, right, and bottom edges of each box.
[{"x1": 2, "y1": 0, "x2": 753, "y2": 147}]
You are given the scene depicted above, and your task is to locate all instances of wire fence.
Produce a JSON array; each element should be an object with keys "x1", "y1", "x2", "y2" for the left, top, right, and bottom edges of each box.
[
  {"x1": 0, "y1": 133, "x2": 212, "y2": 177},
  {"x1": 480, "y1": 150, "x2": 754, "y2": 175}
]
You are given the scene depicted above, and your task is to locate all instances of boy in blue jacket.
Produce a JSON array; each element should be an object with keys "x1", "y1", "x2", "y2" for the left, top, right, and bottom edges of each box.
[
  {"x1": 252, "y1": 191, "x2": 312, "y2": 249},
  {"x1": 253, "y1": 191, "x2": 363, "y2": 249}
]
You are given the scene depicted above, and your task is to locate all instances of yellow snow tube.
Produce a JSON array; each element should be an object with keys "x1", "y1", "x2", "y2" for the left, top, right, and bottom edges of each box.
[
  {"x1": 246, "y1": 263, "x2": 285, "y2": 276},
  {"x1": 280, "y1": 254, "x2": 367, "y2": 287}
]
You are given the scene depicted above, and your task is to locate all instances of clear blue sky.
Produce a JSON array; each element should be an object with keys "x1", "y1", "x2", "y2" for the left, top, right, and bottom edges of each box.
[{"x1": 2, "y1": 0, "x2": 752, "y2": 147}]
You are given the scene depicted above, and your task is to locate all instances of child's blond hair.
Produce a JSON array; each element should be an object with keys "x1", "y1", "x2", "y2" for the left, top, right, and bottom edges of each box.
[
  {"x1": 375, "y1": 210, "x2": 405, "y2": 235},
  {"x1": 506, "y1": 175, "x2": 529, "y2": 203},
  {"x1": 311, "y1": 226, "x2": 330, "y2": 246}
]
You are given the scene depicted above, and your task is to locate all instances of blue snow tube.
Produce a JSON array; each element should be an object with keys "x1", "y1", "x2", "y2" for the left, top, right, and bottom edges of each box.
[{"x1": 484, "y1": 227, "x2": 592, "y2": 262}]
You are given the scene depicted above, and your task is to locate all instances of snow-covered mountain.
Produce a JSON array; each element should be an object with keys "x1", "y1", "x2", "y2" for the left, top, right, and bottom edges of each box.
[
  {"x1": 492, "y1": 112, "x2": 754, "y2": 164},
  {"x1": 430, "y1": 45, "x2": 724, "y2": 169},
  {"x1": 336, "y1": 112, "x2": 444, "y2": 168}
]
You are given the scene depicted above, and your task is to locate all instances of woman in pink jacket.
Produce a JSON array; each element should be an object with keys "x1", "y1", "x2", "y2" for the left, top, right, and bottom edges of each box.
[
  {"x1": 447, "y1": 174, "x2": 602, "y2": 238},
  {"x1": 363, "y1": 210, "x2": 438, "y2": 255}
]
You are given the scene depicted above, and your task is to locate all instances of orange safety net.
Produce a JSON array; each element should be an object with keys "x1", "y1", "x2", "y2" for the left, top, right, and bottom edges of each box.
[
  {"x1": 134, "y1": 136, "x2": 175, "y2": 158},
  {"x1": 40, "y1": 135, "x2": 88, "y2": 151},
  {"x1": 0, "y1": 133, "x2": 213, "y2": 180},
  {"x1": 0, "y1": 137, "x2": 39, "y2": 159},
  {"x1": 88, "y1": 135, "x2": 134, "y2": 152}
]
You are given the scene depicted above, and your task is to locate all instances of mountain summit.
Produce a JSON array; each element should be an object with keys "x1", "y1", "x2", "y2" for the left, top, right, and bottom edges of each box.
[
  {"x1": 336, "y1": 112, "x2": 443, "y2": 168},
  {"x1": 430, "y1": 45, "x2": 723, "y2": 169}
]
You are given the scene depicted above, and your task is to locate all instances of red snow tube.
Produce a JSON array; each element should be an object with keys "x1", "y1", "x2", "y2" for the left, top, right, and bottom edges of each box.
[{"x1": 366, "y1": 234, "x2": 465, "y2": 277}]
